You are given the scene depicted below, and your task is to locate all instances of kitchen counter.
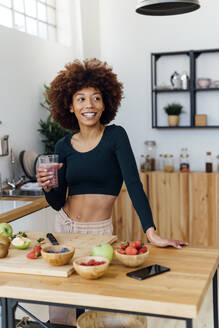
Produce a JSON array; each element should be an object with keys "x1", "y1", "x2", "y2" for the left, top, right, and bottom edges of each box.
[
  {"x1": 0, "y1": 197, "x2": 48, "y2": 223},
  {"x1": 0, "y1": 236, "x2": 218, "y2": 328}
]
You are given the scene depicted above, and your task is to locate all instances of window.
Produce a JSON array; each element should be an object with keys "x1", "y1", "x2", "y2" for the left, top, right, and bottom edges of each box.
[{"x1": 0, "y1": 0, "x2": 56, "y2": 41}]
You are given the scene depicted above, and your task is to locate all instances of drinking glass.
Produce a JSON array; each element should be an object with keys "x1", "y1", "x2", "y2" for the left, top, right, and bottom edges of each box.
[{"x1": 39, "y1": 154, "x2": 59, "y2": 188}]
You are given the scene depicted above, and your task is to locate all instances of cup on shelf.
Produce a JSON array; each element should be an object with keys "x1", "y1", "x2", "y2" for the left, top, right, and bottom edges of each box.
[
  {"x1": 197, "y1": 78, "x2": 211, "y2": 88},
  {"x1": 39, "y1": 154, "x2": 59, "y2": 188}
]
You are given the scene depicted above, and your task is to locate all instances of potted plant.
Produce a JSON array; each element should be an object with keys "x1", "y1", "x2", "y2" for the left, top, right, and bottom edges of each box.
[
  {"x1": 38, "y1": 85, "x2": 72, "y2": 154},
  {"x1": 163, "y1": 102, "x2": 183, "y2": 127}
]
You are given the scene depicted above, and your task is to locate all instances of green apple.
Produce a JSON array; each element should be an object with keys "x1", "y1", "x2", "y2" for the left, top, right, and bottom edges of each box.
[
  {"x1": 0, "y1": 222, "x2": 13, "y2": 237},
  {"x1": 91, "y1": 243, "x2": 114, "y2": 262},
  {"x1": 11, "y1": 237, "x2": 31, "y2": 250}
]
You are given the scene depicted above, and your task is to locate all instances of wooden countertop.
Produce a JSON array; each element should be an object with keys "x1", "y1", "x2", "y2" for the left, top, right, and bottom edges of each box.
[
  {"x1": 0, "y1": 240, "x2": 218, "y2": 319},
  {"x1": 0, "y1": 197, "x2": 48, "y2": 223}
]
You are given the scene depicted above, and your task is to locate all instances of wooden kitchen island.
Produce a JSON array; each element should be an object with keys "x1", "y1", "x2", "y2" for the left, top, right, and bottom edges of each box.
[{"x1": 0, "y1": 235, "x2": 219, "y2": 328}]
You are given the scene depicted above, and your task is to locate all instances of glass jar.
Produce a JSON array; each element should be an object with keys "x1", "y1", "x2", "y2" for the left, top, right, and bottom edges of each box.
[
  {"x1": 179, "y1": 148, "x2": 190, "y2": 172},
  {"x1": 140, "y1": 155, "x2": 151, "y2": 172},
  {"x1": 140, "y1": 154, "x2": 146, "y2": 172},
  {"x1": 158, "y1": 154, "x2": 164, "y2": 171},
  {"x1": 164, "y1": 154, "x2": 174, "y2": 172},
  {"x1": 216, "y1": 155, "x2": 219, "y2": 172},
  {"x1": 144, "y1": 140, "x2": 156, "y2": 171},
  {"x1": 205, "y1": 152, "x2": 213, "y2": 173}
]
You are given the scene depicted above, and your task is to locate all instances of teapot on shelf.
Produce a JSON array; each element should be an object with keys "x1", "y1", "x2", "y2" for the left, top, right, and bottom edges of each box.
[{"x1": 170, "y1": 71, "x2": 182, "y2": 89}]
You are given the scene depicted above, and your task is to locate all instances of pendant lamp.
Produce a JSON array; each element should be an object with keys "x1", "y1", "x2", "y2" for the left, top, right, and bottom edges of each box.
[{"x1": 136, "y1": 0, "x2": 200, "y2": 16}]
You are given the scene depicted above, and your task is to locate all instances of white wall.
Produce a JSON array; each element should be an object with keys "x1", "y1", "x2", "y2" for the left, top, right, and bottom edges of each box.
[
  {"x1": 97, "y1": 0, "x2": 219, "y2": 171},
  {"x1": 1, "y1": 0, "x2": 219, "y2": 181},
  {"x1": 0, "y1": 1, "x2": 81, "y2": 183}
]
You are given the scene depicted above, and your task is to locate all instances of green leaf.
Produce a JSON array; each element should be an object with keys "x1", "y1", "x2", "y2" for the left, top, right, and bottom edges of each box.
[{"x1": 38, "y1": 85, "x2": 72, "y2": 154}]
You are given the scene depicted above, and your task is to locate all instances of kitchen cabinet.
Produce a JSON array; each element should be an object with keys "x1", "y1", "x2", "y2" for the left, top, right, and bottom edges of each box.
[
  {"x1": 151, "y1": 48, "x2": 219, "y2": 128},
  {"x1": 112, "y1": 171, "x2": 219, "y2": 248},
  {"x1": 10, "y1": 206, "x2": 57, "y2": 233},
  {"x1": 9, "y1": 206, "x2": 57, "y2": 323},
  {"x1": 112, "y1": 175, "x2": 149, "y2": 243}
]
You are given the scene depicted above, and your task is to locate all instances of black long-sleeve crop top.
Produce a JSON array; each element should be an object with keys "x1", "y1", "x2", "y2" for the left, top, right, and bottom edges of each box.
[{"x1": 44, "y1": 124, "x2": 155, "y2": 233}]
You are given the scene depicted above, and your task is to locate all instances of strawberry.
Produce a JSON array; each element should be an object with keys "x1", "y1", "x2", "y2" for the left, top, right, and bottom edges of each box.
[
  {"x1": 125, "y1": 246, "x2": 138, "y2": 255},
  {"x1": 135, "y1": 240, "x2": 143, "y2": 250},
  {"x1": 120, "y1": 240, "x2": 129, "y2": 250},
  {"x1": 27, "y1": 251, "x2": 39, "y2": 259},
  {"x1": 87, "y1": 259, "x2": 96, "y2": 266},
  {"x1": 117, "y1": 248, "x2": 125, "y2": 254},
  {"x1": 130, "y1": 242, "x2": 137, "y2": 249},
  {"x1": 33, "y1": 246, "x2": 42, "y2": 256},
  {"x1": 26, "y1": 246, "x2": 42, "y2": 259},
  {"x1": 139, "y1": 246, "x2": 148, "y2": 254}
]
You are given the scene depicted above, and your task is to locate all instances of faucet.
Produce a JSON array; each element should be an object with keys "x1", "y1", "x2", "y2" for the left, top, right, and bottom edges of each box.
[{"x1": 6, "y1": 149, "x2": 24, "y2": 189}]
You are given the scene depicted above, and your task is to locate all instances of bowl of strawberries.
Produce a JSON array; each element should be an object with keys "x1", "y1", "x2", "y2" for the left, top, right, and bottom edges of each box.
[
  {"x1": 114, "y1": 240, "x2": 149, "y2": 267},
  {"x1": 73, "y1": 256, "x2": 109, "y2": 279}
]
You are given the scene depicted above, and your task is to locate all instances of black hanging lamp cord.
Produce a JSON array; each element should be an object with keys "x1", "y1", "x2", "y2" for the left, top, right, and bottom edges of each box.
[{"x1": 136, "y1": 0, "x2": 200, "y2": 16}]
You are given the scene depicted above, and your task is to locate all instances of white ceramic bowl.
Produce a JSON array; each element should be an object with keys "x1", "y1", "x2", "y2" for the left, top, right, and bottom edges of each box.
[
  {"x1": 197, "y1": 78, "x2": 211, "y2": 88},
  {"x1": 213, "y1": 80, "x2": 219, "y2": 87}
]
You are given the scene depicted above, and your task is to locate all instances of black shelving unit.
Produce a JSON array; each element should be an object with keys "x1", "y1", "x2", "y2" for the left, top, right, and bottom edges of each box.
[{"x1": 151, "y1": 48, "x2": 219, "y2": 129}]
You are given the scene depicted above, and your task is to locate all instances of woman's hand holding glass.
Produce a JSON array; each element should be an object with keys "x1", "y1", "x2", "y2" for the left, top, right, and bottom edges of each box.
[{"x1": 36, "y1": 163, "x2": 63, "y2": 192}]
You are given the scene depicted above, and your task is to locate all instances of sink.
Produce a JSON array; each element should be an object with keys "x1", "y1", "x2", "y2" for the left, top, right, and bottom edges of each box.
[
  {"x1": 0, "y1": 200, "x2": 32, "y2": 214},
  {"x1": 2, "y1": 189, "x2": 43, "y2": 198}
]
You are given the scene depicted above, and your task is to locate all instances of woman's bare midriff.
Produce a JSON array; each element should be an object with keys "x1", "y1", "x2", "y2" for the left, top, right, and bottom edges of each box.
[{"x1": 63, "y1": 194, "x2": 117, "y2": 222}]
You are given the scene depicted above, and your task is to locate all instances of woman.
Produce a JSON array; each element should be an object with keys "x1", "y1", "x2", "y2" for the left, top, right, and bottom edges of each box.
[{"x1": 37, "y1": 58, "x2": 187, "y2": 325}]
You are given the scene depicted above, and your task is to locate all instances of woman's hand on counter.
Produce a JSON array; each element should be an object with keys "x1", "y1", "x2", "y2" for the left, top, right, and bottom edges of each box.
[
  {"x1": 36, "y1": 164, "x2": 63, "y2": 192},
  {"x1": 146, "y1": 227, "x2": 188, "y2": 249}
]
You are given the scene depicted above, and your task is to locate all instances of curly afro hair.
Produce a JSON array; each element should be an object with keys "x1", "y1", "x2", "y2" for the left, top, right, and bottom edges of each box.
[{"x1": 47, "y1": 58, "x2": 123, "y2": 130}]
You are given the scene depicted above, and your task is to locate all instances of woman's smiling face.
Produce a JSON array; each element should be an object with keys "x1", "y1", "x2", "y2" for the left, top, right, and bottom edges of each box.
[{"x1": 71, "y1": 87, "x2": 104, "y2": 127}]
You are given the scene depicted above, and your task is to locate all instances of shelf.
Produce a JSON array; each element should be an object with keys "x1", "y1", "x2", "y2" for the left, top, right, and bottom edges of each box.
[
  {"x1": 195, "y1": 87, "x2": 219, "y2": 92},
  {"x1": 154, "y1": 126, "x2": 219, "y2": 129},
  {"x1": 151, "y1": 48, "x2": 219, "y2": 129},
  {"x1": 153, "y1": 88, "x2": 190, "y2": 93}
]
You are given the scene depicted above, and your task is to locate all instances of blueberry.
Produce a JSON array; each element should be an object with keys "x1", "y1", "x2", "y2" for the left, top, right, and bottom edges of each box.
[{"x1": 60, "y1": 247, "x2": 69, "y2": 253}]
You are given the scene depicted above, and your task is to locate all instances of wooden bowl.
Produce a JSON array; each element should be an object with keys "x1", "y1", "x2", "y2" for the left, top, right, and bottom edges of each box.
[
  {"x1": 77, "y1": 310, "x2": 147, "y2": 328},
  {"x1": 114, "y1": 249, "x2": 149, "y2": 267},
  {"x1": 41, "y1": 245, "x2": 74, "y2": 266},
  {"x1": 73, "y1": 256, "x2": 109, "y2": 280}
]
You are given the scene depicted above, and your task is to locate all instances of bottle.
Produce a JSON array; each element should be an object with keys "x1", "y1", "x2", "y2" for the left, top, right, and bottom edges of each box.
[
  {"x1": 205, "y1": 152, "x2": 213, "y2": 173},
  {"x1": 180, "y1": 148, "x2": 190, "y2": 172},
  {"x1": 144, "y1": 141, "x2": 156, "y2": 171}
]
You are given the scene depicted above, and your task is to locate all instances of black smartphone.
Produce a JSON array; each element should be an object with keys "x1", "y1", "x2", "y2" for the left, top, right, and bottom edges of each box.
[{"x1": 126, "y1": 264, "x2": 170, "y2": 280}]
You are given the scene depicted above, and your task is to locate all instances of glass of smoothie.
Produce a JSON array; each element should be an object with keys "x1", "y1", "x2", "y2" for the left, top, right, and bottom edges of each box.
[{"x1": 39, "y1": 154, "x2": 59, "y2": 188}]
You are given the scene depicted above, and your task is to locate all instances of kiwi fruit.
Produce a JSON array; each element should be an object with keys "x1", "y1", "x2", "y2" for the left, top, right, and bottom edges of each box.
[
  {"x1": 0, "y1": 243, "x2": 9, "y2": 258},
  {"x1": 0, "y1": 235, "x2": 10, "y2": 248}
]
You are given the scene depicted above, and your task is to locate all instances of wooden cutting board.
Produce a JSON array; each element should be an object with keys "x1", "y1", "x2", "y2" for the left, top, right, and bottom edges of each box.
[{"x1": 0, "y1": 231, "x2": 117, "y2": 278}]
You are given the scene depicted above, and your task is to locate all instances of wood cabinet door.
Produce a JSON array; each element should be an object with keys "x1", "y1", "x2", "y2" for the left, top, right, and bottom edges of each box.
[
  {"x1": 112, "y1": 174, "x2": 149, "y2": 242},
  {"x1": 189, "y1": 172, "x2": 219, "y2": 247},
  {"x1": 112, "y1": 171, "x2": 219, "y2": 247},
  {"x1": 148, "y1": 172, "x2": 190, "y2": 242}
]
